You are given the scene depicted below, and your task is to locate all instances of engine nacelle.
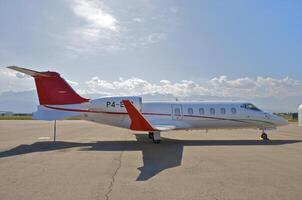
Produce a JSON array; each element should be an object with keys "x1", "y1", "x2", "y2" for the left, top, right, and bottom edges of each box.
[{"x1": 89, "y1": 96, "x2": 142, "y2": 113}]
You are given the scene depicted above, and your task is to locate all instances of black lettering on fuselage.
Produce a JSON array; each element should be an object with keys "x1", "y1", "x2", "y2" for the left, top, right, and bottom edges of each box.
[
  {"x1": 106, "y1": 101, "x2": 133, "y2": 108},
  {"x1": 106, "y1": 101, "x2": 111, "y2": 107},
  {"x1": 120, "y1": 101, "x2": 124, "y2": 107}
]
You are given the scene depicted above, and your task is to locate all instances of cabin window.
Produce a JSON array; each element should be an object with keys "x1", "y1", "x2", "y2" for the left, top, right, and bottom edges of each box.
[
  {"x1": 210, "y1": 108, "x2": 215, "y2": 115},
  {"x1": 220, "y1": 108, "x2": 226, "y2": 114},
  {"x1": 188, "y1": 108, "x2": 193, "y2": 115},
  {"x1": 231, "y1": 108, "x2": 237, "y2": 114},
  {"x1": 174, "y1": 108, "x2": 181, "y2": 116},
  {"x1": 199, "y1": 108, "x2": 204, "y2": 115}
]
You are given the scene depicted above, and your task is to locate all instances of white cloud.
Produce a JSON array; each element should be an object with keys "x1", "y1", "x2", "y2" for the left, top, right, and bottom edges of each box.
[
  {"x1": 2, "y1": 68, "x2": 301, "y2": 100},
  {"x1": 67, "y1": 0, "x2": 121, "y2": 53},
  {"x1": 133, "y1": 17, "x2": 144, "y2": 22},
  {"x1": 70, "y1": 0, "x2": 118, "y2": 32},
  {"x1": 146, "y1": 33, "x2": 166, "y2": 44},
  {"x1": 83, "y1": 75, "x2": 302, "y2": 99},
  {"x1": 132, "y1": 33, "x2": 167, "y2": 47},
  {"x1": 66, "y1": 79, "x2": 79, "y2": 87},
  {"x1": 85, "y1": 76, "x2": 114, "y2": 90},
  {"x1": 66, "y1": 0, "x2": 172, "y2": 54},
  {"x1": 208, "y1": 76, "x2": 302, "y2": 98}
]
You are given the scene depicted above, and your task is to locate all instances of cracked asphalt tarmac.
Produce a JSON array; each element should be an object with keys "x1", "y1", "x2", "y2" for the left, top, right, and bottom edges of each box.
[{"x1": 0, "y1": 120, "x2": 302, "y2": 200}]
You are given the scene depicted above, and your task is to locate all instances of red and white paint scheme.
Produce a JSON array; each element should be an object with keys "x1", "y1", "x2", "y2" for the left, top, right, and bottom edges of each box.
[{"x1": 8, "y1": 66, "x2": 288, "y2": 143}]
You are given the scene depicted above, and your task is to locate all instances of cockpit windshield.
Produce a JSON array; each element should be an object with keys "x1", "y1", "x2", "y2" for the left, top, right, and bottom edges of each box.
[{"x1": 241, "y1": 103, "x2": 262, "y2": 111}]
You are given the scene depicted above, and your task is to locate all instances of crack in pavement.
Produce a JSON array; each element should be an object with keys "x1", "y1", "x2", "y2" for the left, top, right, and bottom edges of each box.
[{"x1": 104, "y1": 151, "x2": 123, "y2": 200}]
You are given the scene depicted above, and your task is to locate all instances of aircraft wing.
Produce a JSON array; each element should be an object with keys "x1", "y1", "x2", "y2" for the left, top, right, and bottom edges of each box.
[
  {"x1": 152, "y1": 125, "x2": 176, "y2": 131},
  {"x1": 122, "y1": 100, "x2": 176, "y2": 132}
]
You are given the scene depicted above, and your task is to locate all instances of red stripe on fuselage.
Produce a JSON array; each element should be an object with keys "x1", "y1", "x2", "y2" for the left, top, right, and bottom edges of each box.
[
  {"x1": 44, "y1": 105, "x2": 126, "y2": 114},
  {"x1": 43, "y1": 105, "x2": 255, "y2": 125},
  {"x1": 44, "y1": 105, "x2": 172, "y2": 116}
]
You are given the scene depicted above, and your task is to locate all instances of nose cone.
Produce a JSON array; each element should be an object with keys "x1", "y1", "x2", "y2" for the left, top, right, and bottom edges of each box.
[{"x1": 272, "y1": 114, "x2": 289, "y2": 126}]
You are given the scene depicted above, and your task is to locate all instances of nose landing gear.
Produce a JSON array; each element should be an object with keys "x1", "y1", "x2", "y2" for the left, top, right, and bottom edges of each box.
[
  {"x1": 261, "y1": 129, "x2": 269, "y2": 140},
  {"x1": 148, "y1": 131, "x2": 161, "y2": 144}
]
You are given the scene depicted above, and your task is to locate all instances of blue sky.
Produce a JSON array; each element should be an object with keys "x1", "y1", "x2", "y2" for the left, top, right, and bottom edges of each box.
[{"x1": 0, "y1": 0, "x2": 302, "y2": 112}]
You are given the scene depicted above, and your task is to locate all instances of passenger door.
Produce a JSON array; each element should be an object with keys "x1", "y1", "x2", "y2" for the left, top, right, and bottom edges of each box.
[{"x1": 171, "y1": 104, "x2": 183, "y2": 120}]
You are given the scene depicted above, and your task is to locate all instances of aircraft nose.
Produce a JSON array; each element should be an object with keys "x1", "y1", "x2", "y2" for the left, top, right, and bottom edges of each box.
[{"x1": 272, "y1": 114, "x2": 289, "y2": 126}]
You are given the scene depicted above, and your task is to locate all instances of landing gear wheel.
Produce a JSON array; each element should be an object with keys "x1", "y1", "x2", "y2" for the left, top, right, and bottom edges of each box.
[
  {"x1": 150, "y1": 131, "x2": 161, "y2": 144},
  {"x1": 153, "y1": 139, "x2": 161, "y2": 144},
  {"x1": 261, "y1": 132, "x2": 269, "y2": 140},
  {"x1": 148, "y1": 132, "x2": 154, "y2": 139}
]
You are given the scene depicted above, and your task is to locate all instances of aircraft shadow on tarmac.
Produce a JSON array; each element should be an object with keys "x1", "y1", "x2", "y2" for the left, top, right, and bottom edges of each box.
[{"x1": 0, "y1": 135, "x2": 301, "y2": 181}]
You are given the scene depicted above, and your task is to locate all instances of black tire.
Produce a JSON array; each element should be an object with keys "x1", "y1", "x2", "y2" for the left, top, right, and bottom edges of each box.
[
  {"x1": 261, "y1": 133, "x2": 268, "y2": 140},
  {"x1": 153, "y1": 139, "x2": 161, "y2": 144}
]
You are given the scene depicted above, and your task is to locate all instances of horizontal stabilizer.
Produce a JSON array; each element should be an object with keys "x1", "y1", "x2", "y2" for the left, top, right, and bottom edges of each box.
[{"x1": 7, "y1": 66, "x2": 51, "y2": 77}]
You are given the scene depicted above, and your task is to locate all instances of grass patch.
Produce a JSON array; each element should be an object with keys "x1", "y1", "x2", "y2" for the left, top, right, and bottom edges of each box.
[
  {"x1": 0, "y1": 115, "x2": 81, "y2": 120},
  {"x1": 0, "y1": 115, "x2": 33, "y2": 120}
]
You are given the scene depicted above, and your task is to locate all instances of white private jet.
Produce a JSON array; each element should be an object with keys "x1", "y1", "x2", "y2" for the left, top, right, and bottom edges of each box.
[{"x1": 8, "y1": 66, "x2": 288, "y2": 143}]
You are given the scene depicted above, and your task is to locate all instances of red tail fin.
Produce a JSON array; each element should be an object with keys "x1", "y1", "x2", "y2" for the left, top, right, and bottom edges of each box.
[{"x1": 8, "y1": 66, "x2": 89, "y2": 105}]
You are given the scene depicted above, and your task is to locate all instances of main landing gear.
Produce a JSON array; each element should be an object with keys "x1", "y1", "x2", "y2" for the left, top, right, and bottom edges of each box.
[
  {"x1": 261, "y1": 129, "x2": 269, "y2": 140},
  {"x1": 148, "y1": 131, "x2": 161, "y2": 144}
]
